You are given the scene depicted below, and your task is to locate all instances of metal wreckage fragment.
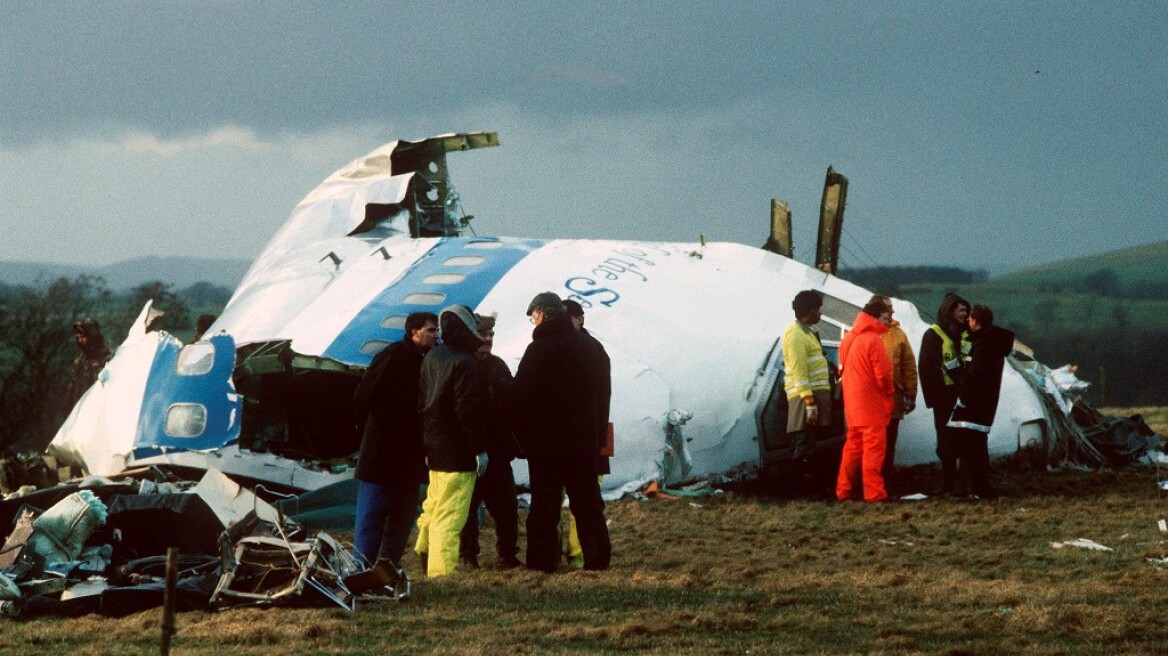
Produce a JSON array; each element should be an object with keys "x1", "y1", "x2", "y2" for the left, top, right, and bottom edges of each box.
[
  {"x1": 210, "y1": 509, "x2": 409, "y2": 611},
  {"x1": 0, "y1": 467, "x2": 406, "y2": 619}
]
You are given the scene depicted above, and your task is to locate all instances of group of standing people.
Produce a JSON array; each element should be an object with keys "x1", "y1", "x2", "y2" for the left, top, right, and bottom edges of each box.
[
  {"x1": 783, "y1": 290, "x2": 1014, "y2": 503},
  {"x1": 919, "y1": 292, "x2": 1015, "y2": 500},
  {"x1": 350, "y1": 292, "x2": 611, "y2": 584}
]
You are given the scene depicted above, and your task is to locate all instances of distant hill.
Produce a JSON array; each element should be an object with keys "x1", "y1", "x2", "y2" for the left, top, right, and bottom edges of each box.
[
  {"x1": 887, "y1": 241, "x2": 1168, "y2": 406},
  {"x1": 0, "y1": 256, "x2": 251, "y2": 291},
  {"x1": 991, "y1": 240, "x2": 1168, "y2": 300}
]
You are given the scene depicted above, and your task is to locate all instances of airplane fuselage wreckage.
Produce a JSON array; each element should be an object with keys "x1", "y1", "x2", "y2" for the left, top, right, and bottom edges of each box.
[{"x1": 50, "y1": 132, "x2": 1086, "y2": 495}]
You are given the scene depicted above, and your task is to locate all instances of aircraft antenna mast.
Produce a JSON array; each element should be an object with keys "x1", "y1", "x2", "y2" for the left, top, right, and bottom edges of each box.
[
  {"x1": 762, "y1": 199, "x2": 793, "y2": 258},
  {"x1": 815, "y1": 166, "x2": 848, "y2": 274}
]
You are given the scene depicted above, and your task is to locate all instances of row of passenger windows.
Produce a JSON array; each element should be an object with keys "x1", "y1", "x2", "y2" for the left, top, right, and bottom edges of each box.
[{"x1": 359, "y1": 244, "x2": 497, "y2": 355}]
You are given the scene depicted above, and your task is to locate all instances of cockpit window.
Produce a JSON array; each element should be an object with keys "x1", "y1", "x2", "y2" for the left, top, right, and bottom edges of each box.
[
  {"x1": 164, "y1": 403, "x2": 207, "y2": 437},
  {"x1": 176, "y1": 343, "x2": 215, "y2": 376},
  {"x1": 820, "y1": 294, "x2": 864, "y2": 327}
]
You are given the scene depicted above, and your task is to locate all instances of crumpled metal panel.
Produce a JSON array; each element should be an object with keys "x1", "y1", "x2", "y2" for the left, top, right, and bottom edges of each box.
[{"x1": 210, "y1": 529, "x2": 361, "y2": 612}]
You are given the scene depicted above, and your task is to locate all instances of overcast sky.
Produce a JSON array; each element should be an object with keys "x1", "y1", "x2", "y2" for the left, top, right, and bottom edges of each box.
[{"x1": 1, "y1": 2, "x2": 1164, "y2": 274}]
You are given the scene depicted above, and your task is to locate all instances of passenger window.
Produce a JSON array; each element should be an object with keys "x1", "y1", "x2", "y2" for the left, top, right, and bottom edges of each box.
[
  {"x1": 360, "y1": 340, "x2": 391, "y2": 355},
  {"x1": 401, "y1": 292, "x2": 446, "y2": 305}
]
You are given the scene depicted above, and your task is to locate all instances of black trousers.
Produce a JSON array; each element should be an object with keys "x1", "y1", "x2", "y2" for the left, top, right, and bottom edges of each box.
[
  {"x1": 883, "y1": 418, "x2": 901, "y2": 480},
  {"x1": 459, "y1": 458, "x2": 519, "y2": 562},
  {"x1": 526, "y1": 456, "x2": 610, "y2": 572},
  {"x1": 933, "y1": 405, "x2": 958, "y2": 490},
  {"x1": 950, "y1": 427, "x2": 995, "y2": 497}
]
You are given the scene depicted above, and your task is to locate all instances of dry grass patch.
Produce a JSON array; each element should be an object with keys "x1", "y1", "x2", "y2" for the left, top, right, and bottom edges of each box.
[{"x1": 5, "y1": 416, "x2": 1168, "y2": 654}]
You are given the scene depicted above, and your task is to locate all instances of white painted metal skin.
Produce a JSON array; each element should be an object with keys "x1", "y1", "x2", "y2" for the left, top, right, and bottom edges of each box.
[{"x1": 49, "y1": 136, "x2": 1053, "y2": 493}]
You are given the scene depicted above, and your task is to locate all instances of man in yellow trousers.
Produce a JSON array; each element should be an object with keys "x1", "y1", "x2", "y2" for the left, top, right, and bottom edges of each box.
[{"x1": 414, "y1": 305, "x2": 489, "y2": 577}]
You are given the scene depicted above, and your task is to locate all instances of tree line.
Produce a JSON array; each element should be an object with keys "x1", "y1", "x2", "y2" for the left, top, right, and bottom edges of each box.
[
  {"x1": 838, "y1": 266, "x2": 990, "y2": 297},
  {"x1": 0, "y1": 276, "x2": 232, "y2": 452}
]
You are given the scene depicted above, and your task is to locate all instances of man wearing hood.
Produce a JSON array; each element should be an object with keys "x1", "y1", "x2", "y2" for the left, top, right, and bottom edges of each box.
[
  {"x1": 835, "y1": 299, "x2": 895, "y2": 502},
  {"x1": 414, "y1": 305, "x2": 489, "y2": 577},
  {"x1": 947, "y1": 304, "x2": 1015, "y2": 499},
  {"x1": 351, "y1": 311, "x2": 438, "y2": 571},
  {"x1": 515, "y1": 292, "x2": 611, "y2": 572},
  {"x1": 67, "y1": 318, "x2": 112, "y2": 403},
  {"x1": 918, "y1": 292, "x2": 971, "y2": 495}
]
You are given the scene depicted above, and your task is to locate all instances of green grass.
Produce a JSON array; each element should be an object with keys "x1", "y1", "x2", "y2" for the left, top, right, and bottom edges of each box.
[{"x1": 6, "y1": 411, "x2": 1168, "y2": 655}]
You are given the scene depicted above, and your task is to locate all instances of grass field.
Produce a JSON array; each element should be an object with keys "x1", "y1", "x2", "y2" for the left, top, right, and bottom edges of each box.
[{"x1": 5, "y1": 411, "x2": 1168, "y2": 655}]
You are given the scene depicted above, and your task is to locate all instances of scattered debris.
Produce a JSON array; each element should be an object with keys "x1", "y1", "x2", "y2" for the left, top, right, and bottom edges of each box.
[
  {"x1": 0, "y1": 467, "x2": 382, "y2": 619},
  {"x1": 1050, "y1": 538, "x2": 1114, "y2": 552}
]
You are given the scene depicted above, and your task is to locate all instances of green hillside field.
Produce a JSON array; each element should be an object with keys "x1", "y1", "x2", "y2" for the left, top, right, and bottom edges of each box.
[
  {"x1": 992, "y1": 240, "x2": 1168, "y2": 300},
  {"x1": 897, "y1": 285, "x2": 1168, "y2": 335},
  {"x1": 891, "y1": 241, "x2": 1168, "y2": 406}
]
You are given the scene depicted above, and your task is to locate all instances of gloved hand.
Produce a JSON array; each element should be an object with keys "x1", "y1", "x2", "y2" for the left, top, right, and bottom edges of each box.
[
  {"x1": 903, "y1": 398, "x2": 916, "y2": 414},
  {"x1": 475, "y1": 452, "x2": 489, "y2": 477},
  {"x1": 804, "y1": 403, "x2": 819, "y2": 425},
  {"x1": 944, "y1": 357, "x2": 962, "y2": 371}
]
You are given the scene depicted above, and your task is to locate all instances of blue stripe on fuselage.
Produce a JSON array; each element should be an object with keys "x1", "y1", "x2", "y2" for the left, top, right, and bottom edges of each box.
[
  {"x1": 322, "y1": 236, "x2": 545, "y2": 367},
  {"x1": 134, "y1": 332, "x2": 243, "y2": 459}
]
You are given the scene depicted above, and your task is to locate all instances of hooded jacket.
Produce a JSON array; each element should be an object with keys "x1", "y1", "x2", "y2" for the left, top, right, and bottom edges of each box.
[
  {"x1": 918, "y1": 292, "x2": 971, "y2": 409},
  {"x1": 419, "y1": 306, "x2": 488, "y2": 472},
  {"x1": 839, "y1": 311, "x2": 894, "y2": 427},
  {"x1": 948, "y1": 324, "x2": 1016, "y2": 433},
  {"x1": 513, "y1": 315, "x2": 604, "y2": 461},
  {"x1": 68, "y1": 318, "x2": 113, "y2": 401},
  {"x1": 882, "y1": 319, "x2": 918, "y2": 420},
  {"x1": 353, "y1": 335, "x2": 428, "y2": 485}
]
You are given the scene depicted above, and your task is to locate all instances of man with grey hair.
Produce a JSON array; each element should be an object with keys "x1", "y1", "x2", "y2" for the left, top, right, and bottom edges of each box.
[{"x1": 515, "y1": 292, "x2": 611, "y2": 572}]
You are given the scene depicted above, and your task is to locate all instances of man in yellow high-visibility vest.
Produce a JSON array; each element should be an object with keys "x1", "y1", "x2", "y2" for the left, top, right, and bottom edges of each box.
[
  {"x1": 918, "y1": 292, "x2": 971, "y2": 496},
  {"x1": 782, "y1": 290, "x2": 834, "y2": 461}
]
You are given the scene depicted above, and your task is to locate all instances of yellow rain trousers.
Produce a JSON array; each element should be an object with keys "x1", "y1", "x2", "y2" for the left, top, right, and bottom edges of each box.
[{"x1": 414, "y1": 471, "x2": 476, "y2": 577}]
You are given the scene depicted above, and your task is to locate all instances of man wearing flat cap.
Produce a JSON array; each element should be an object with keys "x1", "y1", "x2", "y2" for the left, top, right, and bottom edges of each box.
[{"x1": 514, "y1": 292, "x2": 611, "y2": 572}]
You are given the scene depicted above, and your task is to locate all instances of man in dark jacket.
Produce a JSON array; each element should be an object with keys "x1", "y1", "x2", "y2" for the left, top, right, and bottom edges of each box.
[
  {"x1": 351, "y1": 311, "x2": 438, "y2": 569},
  {"x1": 562, "y1": 299, "x2": 612, "y2": 568},
  {"x1": 414, "y1": 305, "x2": 488, "y2": 577},
  {"x1": 515, "y1": 292, "x2": 611, "y2": 572},
  {"x1": 918, "y1": 292, "x2": 971, "y2": 494},
  {"x1": 947, "y1": 304, "x2": 1015, "y2": 499},
  {"x1": 458, "y1": 313, "x2": 522, "y2": 569}
]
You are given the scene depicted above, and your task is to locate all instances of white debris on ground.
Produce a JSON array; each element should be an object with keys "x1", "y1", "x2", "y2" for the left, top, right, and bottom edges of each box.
[{"x1": 1050, "y1": 538, "x2": 1114, "y2": 552}]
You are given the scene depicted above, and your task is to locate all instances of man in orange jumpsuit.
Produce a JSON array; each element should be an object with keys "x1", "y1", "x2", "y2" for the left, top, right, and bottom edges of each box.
[{"x1": 836, "y1": 299, "x2": 895, "y2": 502}]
